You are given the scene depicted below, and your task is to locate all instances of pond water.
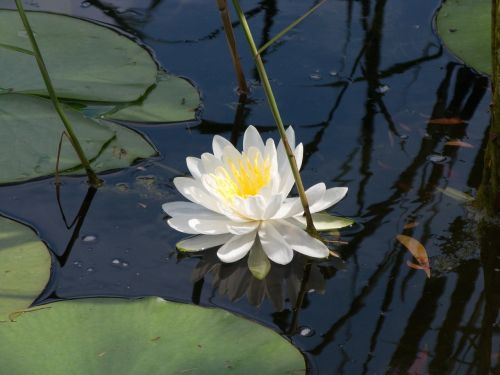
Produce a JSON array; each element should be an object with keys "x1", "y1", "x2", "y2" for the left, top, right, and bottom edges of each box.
[{"x1": 0, "y1": 0, "x2": 499, "y2": 374}]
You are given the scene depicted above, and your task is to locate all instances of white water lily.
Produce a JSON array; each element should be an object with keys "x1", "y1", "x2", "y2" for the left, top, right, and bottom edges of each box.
[{"x1": 162, "y1": 126, "x2": 348, "y2": 265}]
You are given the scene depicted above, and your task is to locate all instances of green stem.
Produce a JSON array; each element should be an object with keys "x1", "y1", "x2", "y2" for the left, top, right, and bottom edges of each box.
[
  {"x1": 217, "y1": 0, "x2": 249, "y2": 94},
  {"x1": 257, "y1": 0, "x2": 326, "y2": 55},
  {"x1": 232, "y1": 0, "x2": 317, "y2": 235},
  {"x1": 14, "y1": 1, "x2": 102, "y2": 187}
]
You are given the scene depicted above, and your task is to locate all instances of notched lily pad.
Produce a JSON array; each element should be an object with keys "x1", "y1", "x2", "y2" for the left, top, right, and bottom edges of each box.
[
  {"x1": 0, "y1": 216, "x2": 51, "y2": 321},
  {"x1": 0, "y1": 297, "x2": 305, "y2": 374},
  {"x1": 436, "y1": 0, "x2": 491, "y2": 75},
  {"x1": 0, "y1": 9, "x2": 157, "y2": 101},
  {"x1": 103, "y1": 71, "x2": 201, "y2": 123},
  {"x1": 0, "y1": 94, "x2": 157, "y2": 184}
]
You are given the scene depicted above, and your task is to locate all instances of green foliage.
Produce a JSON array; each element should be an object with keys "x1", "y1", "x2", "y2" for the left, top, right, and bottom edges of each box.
[
  {"x1": 0, "y1": 297, "x2": 305, "y2": 374},
  {"x1": 0, "y1": 216, "x2": 51, "y2": 321},
  {"x1": 104, "y1": 72, "x2": 200, "y2": 123},
  {"x1": 436, "y1": 0, "x2": 491, "y2": 75},
  {"x1": 0, "y1": 94, "x2": 157, "y2": 184},
  {"x1": 0, "y1": 10, "x2": 157, "y2": 102}
]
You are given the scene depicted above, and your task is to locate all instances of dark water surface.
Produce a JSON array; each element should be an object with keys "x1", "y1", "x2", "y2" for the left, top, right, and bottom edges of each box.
[{"x1": 0, "y1": 0, "x2": 499, "y2": 374}]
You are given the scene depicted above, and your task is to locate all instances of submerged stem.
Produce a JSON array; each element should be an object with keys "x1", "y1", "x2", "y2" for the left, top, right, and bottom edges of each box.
[
  {"x1": 231, "y1": 0, "x2": 317, "y2": 235},
  {"x1": 14, "y1": 1, "x2": 102, "y2": 187},
  {"x1": 217, "y1": 0, "x2": 249, "y2": 94}
]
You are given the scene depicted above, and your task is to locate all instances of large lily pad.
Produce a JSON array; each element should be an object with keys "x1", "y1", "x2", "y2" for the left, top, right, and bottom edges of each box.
[
  {"x1": 0, "y1": 297, "x2": 305, "y2": 374},
  {"x1": 436, "y1": 0, "x2": 491, "y2": 75},
  {"x1": 0, "y1": 94, "x2": 157, "y2": 184},
  {"x1": 103, "y1": 71, "x2": 200, "y2": 123},
  {"x1": 0, "y1": 10, "x2": 157, "y2": 101},
  {"x1": 0, "y1": 216, "x2": 51, "y2": 321}
]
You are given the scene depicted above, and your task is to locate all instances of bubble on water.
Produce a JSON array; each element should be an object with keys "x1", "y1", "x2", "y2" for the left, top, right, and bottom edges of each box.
[
  {"x1": 299, "y1": 326, "x2": 315, "y2": 337},
  {"x1": 73, "y1": 261, "x2": 83, "y2": 268},
  {"x1": 86, "y1": 267, "x2": 94, "y2": 273},
  {"x1": 80, "y1": 1, "x2": 91, "y2": 8},
  {"x1": 375, "y1": 84, "x2": 390, "y2": 94},
  {"x1": 111, "y1": 258, "x2": 129, "y2": 268},
  {"x1": 82, "y1": 235, "x2": 97, "y2": 243},
  {"x1": 329, "y1": 70, "x2": 338, "y2": 77},
  {"x1": 427, "y1": 154, "x2": 448, "y2": 164},
  {"x1": 309, "y1": 73, "x2": 322, "y2": 81}
]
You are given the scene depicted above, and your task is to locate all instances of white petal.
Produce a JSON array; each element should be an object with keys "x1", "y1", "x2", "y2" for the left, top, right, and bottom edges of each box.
[
  {"x1": 274, "y1": 220, "x2": 329, "y2": 258},
  {"x1": 304, "y1": 182, "x2": 327, "y2": 206},
  {"x1": 187, "y1": 217, "x2": 234, "y2": 235},
  {"x1": 243, "y1": 125, "x2": 265, "y2": 153},
  {"x1": 215, "y1": 202, "x2": 249, "y2": 222},
  {"x1": 212, "y1": 135, "x2": 236, "y2": 159},
  {"x1": 309, "y1": 187, "x2": 348, "y2": 213},
  {"x1": 162, "y1": 201, "x2": 217, "y2": 218},
  {"x1": 273, "y1": 183, "x2": 328, "y2": 220},
  {"x1": 167, "y1": 218, "x2": 199, "y2": 234},
  {"x1": 173, "y1": 177, "x2": 221, "y2": 213},
  {"x1": 186, "y1": 157, "x2": 202, "y2": 179},
  {"x1": 227, "y1": 221, "x2": 260, "y2": 235},
  {"x1": 277, "y1": 127, "x2": 297, "y2": 170},
  {"x1": 217, "y1": 231, "x2": 257, "y2": 262},
  {"x1": 272, "y1": 197, "x2": 303, "y2": 219},
  {"x1": 221, "y1": 144, "x2": 242, "y2": 166},
  {"x1": 258, "y1": 221, "x2": 294, "y2": 265},
  {"x1": 261, "y1": 193, "x2": 284, "y2": 220},
  {"x1": 200, "y1": 152, "x2": 223, "y2": 174},
  {"x1": 177, "y1": 234, "x2": 233, "y2": 251},
  {"x1": 233, "y1": 195, "x2": 266, "y2": 220},
  {"x1": 278, "y1": 143, "x2": 304, "y2": 197},
  {"x1": 295, "y1": 143, "x2": 304, "y2": 170},
  {"x1": 264, "y1": 138, "x2": 280, "y2": 192}
]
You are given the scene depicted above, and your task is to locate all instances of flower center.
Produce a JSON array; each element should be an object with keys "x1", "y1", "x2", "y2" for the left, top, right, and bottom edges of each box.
[{"x1": 211, "y1": 151, "x2": 271, "y2": 201}]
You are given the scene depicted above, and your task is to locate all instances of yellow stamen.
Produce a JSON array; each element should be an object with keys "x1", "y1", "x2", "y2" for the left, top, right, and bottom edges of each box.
[{"x1": 211, "y1": 151, "x2": 271, "y2": 202}]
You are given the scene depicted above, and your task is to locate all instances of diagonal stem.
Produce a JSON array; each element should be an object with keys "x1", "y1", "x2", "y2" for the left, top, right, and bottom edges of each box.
[
  {"x1": 231, "y1": 0, "x2": 317, "y2": 235},
  {"x1": 217, "y1": 0, "x2": 249, "y2": 94},
  {"x1": 15, "y1": 1, "x2": 102, "y2": 187}
]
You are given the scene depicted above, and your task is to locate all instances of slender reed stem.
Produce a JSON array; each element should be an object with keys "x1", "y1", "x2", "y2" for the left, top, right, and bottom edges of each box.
[
  {"x1": 217, "y1": 0, "x2": 249, "y2": 94},
  {"x1": 257, "y1": 0, "x2": 326, "y2": 54},
  {"x1": 232, "y1": 0, "x2": 317, "y2": 235},
  {"x1": 15, "y1": 1, "x2": 102, "y2": 187}
]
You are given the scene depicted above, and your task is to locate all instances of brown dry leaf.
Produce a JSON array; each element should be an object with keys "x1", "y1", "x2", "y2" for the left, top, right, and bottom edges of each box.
[
  {"x1": 444, "y1": 140, "x2": 474, "y2": 148},
  {"x1": 408, "y1": 347, "x2": 429, "y2": 375},
  {"x1": 428, "y1": 117, "x2": 467, "y2": 125},
  {"x1": 403, "y1": 221, "x2": 419, "y2": 229},
  {"x1": 396, "y1": 234, "x2": 431, "y2": 278}
]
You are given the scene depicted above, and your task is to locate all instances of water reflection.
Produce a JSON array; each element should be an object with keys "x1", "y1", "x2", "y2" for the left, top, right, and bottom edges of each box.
[
  {"x1": 0, "y1": 0, "x2": 499, "y2": 374},
  {"x1": 188, "y1": 250, "x2": 344, "y2": 328}
]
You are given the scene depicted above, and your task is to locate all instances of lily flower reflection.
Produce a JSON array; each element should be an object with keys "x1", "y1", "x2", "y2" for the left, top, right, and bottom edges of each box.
[
  {"x1": 162, "y1": 126, "x2": 348, "y2": 267},
  {"x1": 189, "y1": 250, "x2": 344, "y2": 311}
]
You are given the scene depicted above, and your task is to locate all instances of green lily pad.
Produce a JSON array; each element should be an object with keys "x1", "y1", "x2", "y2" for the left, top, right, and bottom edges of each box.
[
  {"x1": 103, "y1": 71, "x2": 200, "y2": 123},
  {"x1": 0, "y1": 94, "x2": 157, "y2": 184},
  {"x1": 293, "y1": 212, "x2": 354, "y2": 231},
  {"x1": 0, "y1": 297, "x2": 305, "y2": 374},
  {"x1": 0, "y1": 216, "x2": 51, "y2": 321},
  {"x1": 0, "y1": 10, "x2": 157, "y2": 101},
  {"x1": 436, "y1": 0, "x2": 491, "y2": 75}
]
